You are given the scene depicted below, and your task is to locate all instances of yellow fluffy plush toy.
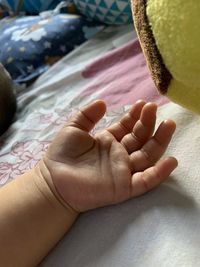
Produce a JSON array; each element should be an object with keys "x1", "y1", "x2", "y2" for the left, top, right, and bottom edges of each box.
[{"x1": 131, "y1": 0, "x2": 200, "y2": 114}]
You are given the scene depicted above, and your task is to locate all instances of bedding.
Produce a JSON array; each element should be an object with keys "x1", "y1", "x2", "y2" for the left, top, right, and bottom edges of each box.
[
  {"x1": 0, "y1": 0, "x2": 64, "y2": 13},
  {"x1": 73, "y1": 0, "x2": 132, "y2": 24},
  {"x1": 0, "y1": 0, "x2": 132, "y2": 25},
  {"x1": 0, "y1": 13, "x2": 104, "y2": 84},
  {"x1": 1, "y1": 24, "x2": 200, "y2": 266}
]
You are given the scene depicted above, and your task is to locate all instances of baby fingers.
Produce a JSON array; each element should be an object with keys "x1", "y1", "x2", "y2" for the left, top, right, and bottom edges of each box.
[
  {"x1": 121, "y1": 102, "x2": 157, "y2": 154},
  {"x1": 107, "y1": 100, "x2": 146, "y2": 141},
  {"x1": 130, "y1": 119, "x2": 176, "y2": 173}
]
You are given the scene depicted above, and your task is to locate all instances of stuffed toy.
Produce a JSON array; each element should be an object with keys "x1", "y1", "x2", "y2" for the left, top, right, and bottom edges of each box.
[{"x1": 131, "y1": 0, "x2": 200, "y2": 114}]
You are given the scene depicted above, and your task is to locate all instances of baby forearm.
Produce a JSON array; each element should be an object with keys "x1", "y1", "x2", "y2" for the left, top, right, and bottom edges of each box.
[{"x1": 0, "y1": 169, "x2": 78, "y2": 267}]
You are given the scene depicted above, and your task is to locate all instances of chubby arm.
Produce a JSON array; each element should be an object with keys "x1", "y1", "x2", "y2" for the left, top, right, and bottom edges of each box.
[
  {"x1": 0, "y1": 169, "x2": 78, "y2": 267},
  {"x1": 0, "y1": 100, "x2": 178, "y2": 266}
]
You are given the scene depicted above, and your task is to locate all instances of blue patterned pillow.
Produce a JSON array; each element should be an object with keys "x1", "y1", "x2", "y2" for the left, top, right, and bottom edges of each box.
[
  {"x1": 0, "y1": 14, "x2": 104, "y2": 83},
  {"x1": 73, "y1": 0, "x2": 132, "y2": 25},
  {"x1": 0, "y1": 0, "x2": 63, "y2": 13}
]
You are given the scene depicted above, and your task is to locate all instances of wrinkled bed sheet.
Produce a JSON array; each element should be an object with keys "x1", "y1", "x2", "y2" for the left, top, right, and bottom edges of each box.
[{"x1": 1, "y1": 25, "x2": 200, "y2": 267}]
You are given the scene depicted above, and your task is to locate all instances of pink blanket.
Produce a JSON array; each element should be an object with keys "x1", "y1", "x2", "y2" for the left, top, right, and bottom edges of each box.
[{"x1": 80, "y1": 40, "x2": 168, "y2": 109}]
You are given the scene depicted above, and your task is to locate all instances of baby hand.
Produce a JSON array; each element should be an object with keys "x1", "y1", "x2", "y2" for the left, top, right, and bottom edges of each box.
[{"x1": 37, "y1": 100, "x2": 178, "y2": 213}]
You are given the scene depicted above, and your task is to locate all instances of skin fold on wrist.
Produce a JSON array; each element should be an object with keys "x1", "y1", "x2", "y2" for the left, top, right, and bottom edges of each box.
[{"x1": 36, "y1": 158, "x2": 80, "y2": 215}]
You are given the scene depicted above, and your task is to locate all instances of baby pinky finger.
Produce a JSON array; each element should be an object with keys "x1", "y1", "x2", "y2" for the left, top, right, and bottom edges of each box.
[{"x1": 130, "y1": 157, "x2": 178, "y2": 198}]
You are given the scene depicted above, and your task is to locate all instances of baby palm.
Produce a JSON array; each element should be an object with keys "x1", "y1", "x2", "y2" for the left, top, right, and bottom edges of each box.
[{"x1": 40, "y1": 100, "x2": 177, "y2": 212}]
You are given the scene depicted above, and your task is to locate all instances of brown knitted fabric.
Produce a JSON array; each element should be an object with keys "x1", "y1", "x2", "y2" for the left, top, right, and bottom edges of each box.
[{"x1": 131, "y1": 0, "x2": 172, "y2": 94}]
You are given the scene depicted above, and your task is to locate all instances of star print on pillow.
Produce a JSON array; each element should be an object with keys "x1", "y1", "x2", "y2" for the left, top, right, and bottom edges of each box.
[{"x1": 0, "y1": 13, "x2": 104, "y2": 84}]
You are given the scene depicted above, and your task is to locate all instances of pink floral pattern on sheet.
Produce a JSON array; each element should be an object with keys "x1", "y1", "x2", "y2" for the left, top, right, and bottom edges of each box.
[
  {"x1": 0, "y1": 108, "x2": 70, "y2": 185},
  {"x1": 0, "y1": 140, "x2": 50, "y2": 185},
  {"x1": 0, "y1": 105, "x2": 126, "y2": 185},
  {"x1": 0, "y1": 162, "x2": 21, "y2": 185}
]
